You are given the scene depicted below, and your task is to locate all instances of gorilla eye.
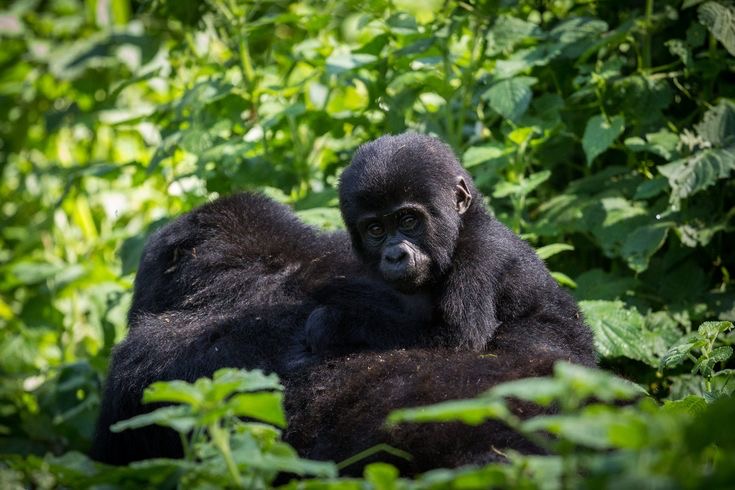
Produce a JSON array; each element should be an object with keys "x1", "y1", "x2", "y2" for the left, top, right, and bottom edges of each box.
[
  {"x1": 366, "y1": 223, "x2": 385, "y2": 238},
  {"x1": 399, "y1": 213, "x2": 418, "y2": 231}
]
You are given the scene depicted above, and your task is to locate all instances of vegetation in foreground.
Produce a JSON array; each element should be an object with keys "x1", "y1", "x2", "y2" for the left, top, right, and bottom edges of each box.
[{"x1": 1, "y1": 0, "x2": 734, "y2": 488}]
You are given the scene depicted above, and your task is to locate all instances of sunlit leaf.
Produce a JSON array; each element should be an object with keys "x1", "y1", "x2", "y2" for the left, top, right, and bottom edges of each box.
[{"x1": 483, "y1": 77, "x2": 537, "y2": 122}]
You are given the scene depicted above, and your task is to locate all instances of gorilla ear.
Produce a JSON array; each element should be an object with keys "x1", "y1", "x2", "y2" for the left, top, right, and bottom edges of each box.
[{"x1": 455, "y1": 177, "x2": 472, "y2": 215}]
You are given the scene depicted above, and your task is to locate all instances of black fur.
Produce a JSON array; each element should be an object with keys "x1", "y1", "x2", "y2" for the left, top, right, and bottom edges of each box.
[
  {"x1": 311, "y1": 133, "x2": 595, "y2": 362},
  {"x1": 91, "y1": 133, "x2": 595, "y2": 473},
  {"x1": 91, "y1": 193, "x2": 430, "y2": 464}
]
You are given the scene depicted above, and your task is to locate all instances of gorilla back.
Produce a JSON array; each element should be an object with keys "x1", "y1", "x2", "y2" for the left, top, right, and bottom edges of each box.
[{"x1": 91, "y1": 193, "x2": 430, "y2": 464}]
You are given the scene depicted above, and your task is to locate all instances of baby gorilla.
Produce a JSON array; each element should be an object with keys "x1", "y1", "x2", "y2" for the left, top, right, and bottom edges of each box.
[{"x1": 307, "y1": 133, "x2": 594, "y2": 366}]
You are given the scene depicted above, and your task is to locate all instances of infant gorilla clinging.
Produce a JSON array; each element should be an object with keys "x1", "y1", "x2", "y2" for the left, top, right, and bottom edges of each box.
[
  {"x1": 306, "y1": 132, "x2": 594, "y2": 364},
  {"x1": 91, "y1": 132, "x2": 594, "y2": 472}
]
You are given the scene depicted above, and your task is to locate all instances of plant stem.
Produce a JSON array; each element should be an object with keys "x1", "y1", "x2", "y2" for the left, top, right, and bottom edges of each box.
[
  {"x1": 642, "y1": 0, "x2": 654, "y2": 71},
  {"x1": 209, "y1": 422, "x2": 243, "y2": 487}
]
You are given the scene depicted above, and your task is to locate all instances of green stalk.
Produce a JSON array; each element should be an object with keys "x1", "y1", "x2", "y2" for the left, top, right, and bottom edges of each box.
[
  {"x1": 209, "y1": 422, "x2": 243, "y2": 487},
  {"x1": 642, "y1": 0, "x2": 654, "y2": 71}
]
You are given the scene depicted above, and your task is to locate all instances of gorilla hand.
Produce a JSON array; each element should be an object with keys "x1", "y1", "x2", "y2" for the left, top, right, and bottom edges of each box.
[{"x1": 305, "y1": 279, "x2": 433, "y2": 356}]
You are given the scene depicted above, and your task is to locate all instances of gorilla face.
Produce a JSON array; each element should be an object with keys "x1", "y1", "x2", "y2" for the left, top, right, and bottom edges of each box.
[
  {"x1": 341, "y1": 133, "x2": 475, "y2": 292},
  {"x1": 356, "y1": 202, "x2": 433, "y2": 291}
]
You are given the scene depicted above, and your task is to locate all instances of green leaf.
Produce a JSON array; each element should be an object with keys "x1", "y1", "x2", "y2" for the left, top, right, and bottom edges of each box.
[
  {"x1": 695, "y1": 101, "x2": 735, "y2": 147},
  {"x1": 487, "y1": 377, "x2": 566, "y2": 406},
  {"x1": 388, "y1": 398, "x2": 510, "y2": 426},
  {"x1": 489, "y1": 15, "x2": 543, "y2": 52},
  {"x1": 698, "y1": 2, "x2": 735, "y2": 56},
  {"x1": 634, "y1": 176, "x2": 669, "y2": 200},
  {"x1": 325, "y1": 52, "x2": 377, "y2": 73},
  {"x1": 462, "y1": 143, "x2": 509, "y2": 168},
  {"x1": 483, "y1": 77, "x2": 537, "y2": 122},
  {"x1": 535, "y1": 243, "x2": 574, "y2": 260},
  {"x1": 663, "y1": 396, "x2": 708, "y2": 415},
  {"x1": 579, "y1": 300, "x2": 657, "y2": 365},
  {"x1": 624, "y1": 129, "x2": 680, "y2": 160},
  {"x1": 523, "y1": 405, "x2": 649, "y2": 450},
  {"x1": 573, "y1": 269, "x2": 637, "y2": 301},
  {"x1": 697, "y1": 321, "x2": 733, "y2": 339},
  {"x1": 711, "y1": 346, "x2": 733, "y2": 363},
  {"x1": 553, "y1": 362, "x2": 647, "y2": 402},
  {"x1": 111, "y1": 406, "x2": 197, "y2": 433},
  {"x1": 550, "y1": 271, "x2": 577, "y2": 288},
  {"x1": 659, "y1": 148, "x2": 735, "y2": 205},
  {"x1": 393, "y1": 0, "x2": 443, "y2": 23},
  {"x1": 142, "y1": 380, "x2": 205, "y2": 407},
  {"x1": 365, "y1": 463, "x2": 400, "y2": 487},
  {"x1": 620, "y1": 222, "x2": 671, "y2": 272},
  {"x1": 226, "y1": 392, "x2": 286, "y2": 427},
  {"x1": 212, "y1": 368, "x2": 282, "y2": 395},
  {"x1": 582, "y1": 114, "x2": 625, "y2": 165}
]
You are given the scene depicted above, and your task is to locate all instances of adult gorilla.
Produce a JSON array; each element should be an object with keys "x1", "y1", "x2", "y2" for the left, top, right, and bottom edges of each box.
[
  {"x1": 91, "y1": 193, "x2": 432, "y2": 464},
  {"x1": 91, "y1": 133, "x2": 595, "y2": 473}
]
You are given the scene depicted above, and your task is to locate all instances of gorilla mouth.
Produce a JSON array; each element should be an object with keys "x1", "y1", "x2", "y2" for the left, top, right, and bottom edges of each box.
[{"x1": 381, "y1": 260, "x2": 430, "y2": 292}]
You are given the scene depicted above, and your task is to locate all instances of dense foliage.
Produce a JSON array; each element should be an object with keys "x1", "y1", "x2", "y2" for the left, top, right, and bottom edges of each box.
[{"x1": 1, "y1": 0, "x2": 734, "y2": 488}]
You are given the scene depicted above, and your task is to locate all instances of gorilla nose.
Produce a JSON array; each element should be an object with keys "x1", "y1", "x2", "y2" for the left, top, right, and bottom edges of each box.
[{"x1": 384, "y1": 248, "x2": 408, "y2": 264}]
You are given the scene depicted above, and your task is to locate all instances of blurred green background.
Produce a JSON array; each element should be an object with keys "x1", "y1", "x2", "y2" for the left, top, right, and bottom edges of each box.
[{"x1": 1, "y1": 0, "x2": 734, "y2": 487}]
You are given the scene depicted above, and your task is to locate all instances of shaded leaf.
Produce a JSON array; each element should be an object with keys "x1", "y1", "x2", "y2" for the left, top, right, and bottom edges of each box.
[
  {"x1": 698, "y1": 2, "x2": 735, "y2": 56},
  {"x1": 582, "y1": 114, "x2": 625, "y2": 165},
  {"x1": 620, "y1": 222, "x2": 671, "y2": 272}
]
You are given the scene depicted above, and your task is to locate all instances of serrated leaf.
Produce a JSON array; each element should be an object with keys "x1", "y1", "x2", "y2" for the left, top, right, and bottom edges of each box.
[
  {"x1": 582, "y1": 114, "x2": 625, "y2": 165},
  {"x1": 658, "y1": 147, "x2": 735, "y2": 203},
  {"x1": 489, "y1": 15, "x2": 544, "y2": 52},
  {"x1": 698, "y1": 2, "x2": 735, "y2": 56},
  {"x1": 661, "y1": 338, "x2": 698, "y2": 369},
  {"x1": 695, "y1": 101, "x2": 735, "y2": 147},
  {"x1": 551, "y1": 17, "x2": 608, "y2": 45},
  {"x1": 711, "y1": 346, "x2": 733, "y2": 363},
  {"x1": 483, "y1": 77, "x2": 537, "y2": 122},
  {"x1": 663, "y1": 395, "x2": 708, "y2": 415},
  {"x1": 579, "y1": 300, "x2": 657, "y2": 365},
  {"x1": 698, "y1": 320, "x2": 734, "y2": 338}
]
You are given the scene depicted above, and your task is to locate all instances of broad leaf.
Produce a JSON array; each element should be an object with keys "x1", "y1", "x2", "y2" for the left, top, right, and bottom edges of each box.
[
  {"x1": 582, "y1": 114, "x2": 625, "y2": 165},
  {"x1": 579, "y1": 300, "x2": 657, "y2": 365},
  {"x1": 483, "y1": 77, "x2": 537, "y2": 122},
  {"x1": 698, "y1": 2, "x2": 735, "y2": 56},
  {"x1": 620, "y1": 222, "x2": 671, "y2": 272},
  {"x1": 658, "y1": 147, "x2": 735, "y2": 203}
]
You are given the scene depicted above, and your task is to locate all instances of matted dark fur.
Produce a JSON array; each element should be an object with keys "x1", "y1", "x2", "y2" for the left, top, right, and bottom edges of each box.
[{"x1": 91, "y1": 133, "x2": 595, "y2": 473}]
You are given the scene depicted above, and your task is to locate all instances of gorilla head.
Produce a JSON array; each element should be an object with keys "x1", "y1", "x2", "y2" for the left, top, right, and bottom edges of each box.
[{"x1": 339, "y1": 133, "x2": 477, "y2": 292}]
